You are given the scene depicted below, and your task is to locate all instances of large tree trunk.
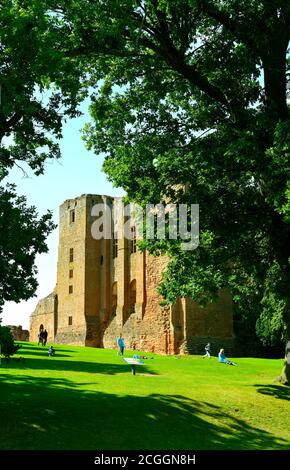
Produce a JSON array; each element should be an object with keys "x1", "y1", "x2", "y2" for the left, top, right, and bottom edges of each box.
[
  {"x1": 270, "y1": 216, "x2": 290, "y2": 386},
  {"x1": 279, "y1": 321, "x2": 290, "y2": 385}
]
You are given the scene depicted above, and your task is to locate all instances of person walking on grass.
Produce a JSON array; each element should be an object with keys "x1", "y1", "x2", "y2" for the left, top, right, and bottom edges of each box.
[
  {"x1": 203, "y1": 342, "x2": 211, "y2": 359},
  {"x1": 117, "y1": 333, "x2": 125, "y2": 356},
  {"x1": 43, "y1": 329, "x2": 48, "y2": 346},
  {"x1": 38, "y1": 330, "x2": 44, "y2": 346}
]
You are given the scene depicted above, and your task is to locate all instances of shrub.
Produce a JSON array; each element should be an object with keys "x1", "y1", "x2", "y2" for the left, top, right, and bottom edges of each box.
[{"x1": 0, "y1": 325, "x2": 20, "y2": 360}]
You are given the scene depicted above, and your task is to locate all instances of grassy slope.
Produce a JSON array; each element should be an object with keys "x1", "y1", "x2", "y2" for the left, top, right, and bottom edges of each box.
[{"x1": 0, "y1": 342, "x2": 289, "y2": 450}]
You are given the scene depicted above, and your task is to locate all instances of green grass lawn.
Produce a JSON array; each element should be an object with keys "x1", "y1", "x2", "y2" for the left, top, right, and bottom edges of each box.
[{"x1": 0, "y1": 342, "x2": 289, "y2": 450}]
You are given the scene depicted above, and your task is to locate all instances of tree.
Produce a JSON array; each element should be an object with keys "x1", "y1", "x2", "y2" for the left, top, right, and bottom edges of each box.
[
  {"x1": 59, "y1": 1, "x2": 290, "y2": 382},
  {"x1": 0, "y1": 323, "x2": 20, "y2": 360},
  {"x1": 0, "y1": 184, "x2": 55, "y2": 310},
  {"x1": 0, "y1": 1, "x2": 85, "y2": 308},
  {"x1": 0, "y1": 0, "x2": 86, "y2": 179}
]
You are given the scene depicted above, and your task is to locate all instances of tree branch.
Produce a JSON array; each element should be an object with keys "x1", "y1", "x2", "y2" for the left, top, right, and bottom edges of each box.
[
  {"x1": 6, "y1": 112, "x2": 22, "y2": 130},
  {"x1": 199, "y1": 0, "x2": 259, "y2": 53},
  {"x1": 138, "y1": 17, "x2": 229, "y2": 109}
]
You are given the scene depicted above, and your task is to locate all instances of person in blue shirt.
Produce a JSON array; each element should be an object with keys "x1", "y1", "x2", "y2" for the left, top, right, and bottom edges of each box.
[
  {"x1": 218, "y1": 348, "x2": 236, "y2": 366},
  {"x1": 117, "y1": 334, "x2": 125, "y2": 356}
]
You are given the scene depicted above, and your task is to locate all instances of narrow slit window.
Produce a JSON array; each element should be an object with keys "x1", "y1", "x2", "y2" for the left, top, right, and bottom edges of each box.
[
  {"x1": 131, "y1": 226, "x2": 137, "y2": 254},
  {"x1": 68, "y1": 316, "x2": 73, "y2": 326},
  {"x1": 70, "y1": 209, "x2": 75, "y2": 223},
  {"x1": 69, "y1": 285, "x2": 73, "y2": 294},
  {"x1": 69, "y1": 248, "x2": 74, "y2": 263},
  {"x1": 113, "y1": 233, "x2": 118, "y2": 258}
]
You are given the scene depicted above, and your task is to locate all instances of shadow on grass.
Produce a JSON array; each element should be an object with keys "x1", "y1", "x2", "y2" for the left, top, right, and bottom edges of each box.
[
  {"x1": 0, "y1": 373, "x2": 288, "y2": 451},
  {"x1": 18, "y1": 344, "x2": 75, "y2": 353},
  {"x1": 16, "y1": 349, "x2": 72, "y2": 358},
  {"x1": 255, "y1": 384, "x2": 290, "y2": 401},
  {"x1": 0, "y1": 356, "x2": 149, "y2": 375}
]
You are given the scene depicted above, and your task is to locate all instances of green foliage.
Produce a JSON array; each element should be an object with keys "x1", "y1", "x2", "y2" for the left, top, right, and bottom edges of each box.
[
  {"x1": 0, "y1": 1, "x2": 85, "y2": 309},
  {"x1": 0, "y1": 325, "x2": 20, "y2": 359},
  {"x1": 0, "y1": 0, "x2": 87, "y2": 179},
  {"x1": 256, "y1": 262, "x2": 288, "y2": 347},
  {"x1": 256, "y1": 303, "x2": 285, "y2": 348},
  {"x1": 57, "y1": 1, "x2": 290, "y2": 359},
  {"x1": 0, "y1": 184, "x2": 56, "y2": 310},
  {"x1": 2, "y1": 1, "x2": 289, "y2": 366}
]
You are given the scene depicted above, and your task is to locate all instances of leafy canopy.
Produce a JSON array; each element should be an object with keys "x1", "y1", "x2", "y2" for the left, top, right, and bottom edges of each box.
[
  {"x1": 0, "y1": 184, "x2": 56, "y2": 310},
  {"x1": 58, "y1": 1, "x2": 290, "y2": 349},
  {"x1": 0, "y1": 1, "x2": 86, "y2": 308},
  {"x1": 0, "y1": 0, "x2": 87, "y2": 179}
]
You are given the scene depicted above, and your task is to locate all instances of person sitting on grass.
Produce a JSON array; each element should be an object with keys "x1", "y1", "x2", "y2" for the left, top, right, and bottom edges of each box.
[
  {"x1": 48, "y1": 346, "x2": 55, "y2": 357},
  {"x1": 218, "y1": 348, "x2": 236, "y2": 366}
]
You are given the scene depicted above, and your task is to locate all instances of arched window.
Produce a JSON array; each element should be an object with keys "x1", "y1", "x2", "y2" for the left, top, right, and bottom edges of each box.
[
  {"x1": 39, "y1": 324, "x2": 44, "y2": 332},
  {"x1": 129, "y1": 280, "x2": 136, "y2": 314},
  {"x1": 112, "y1": 282, "x2": 118, "y2": 316}
]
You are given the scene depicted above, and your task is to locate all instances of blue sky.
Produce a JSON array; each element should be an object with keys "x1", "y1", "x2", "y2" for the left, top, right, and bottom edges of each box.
[{"x1": 1, "y1": 101, "x2": 124, "y2": 329}]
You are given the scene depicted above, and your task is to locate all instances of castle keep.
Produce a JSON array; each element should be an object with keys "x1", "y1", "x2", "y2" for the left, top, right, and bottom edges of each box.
[{"x1": 30, "y1": 194, "x2": 234, "y2": 354}]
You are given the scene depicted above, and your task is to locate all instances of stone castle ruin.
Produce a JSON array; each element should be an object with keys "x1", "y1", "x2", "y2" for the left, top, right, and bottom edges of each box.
[
  {"x1": 7, "y1": 325, "x2": 29, "y2": 342},
  {"x1": 30, "y1": 194, "x2": 234, "y2": 354}
]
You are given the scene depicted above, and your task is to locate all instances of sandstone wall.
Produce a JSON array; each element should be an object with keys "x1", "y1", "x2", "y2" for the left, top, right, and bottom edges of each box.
[
  {"x1": 55, "y1": 196, "x2": 87, "y2": 340},
  {"x1": 7, "y1": 325, "x2": 29, "y2": 342},
  {"x1": 171, "y1": 290, "x2": 234, "y2": 354},
  {"x1": 54, "y1": 195, "x2": 112, "y2": 346},
  {"x1": 29, "y1": 193, "x2": 235, "y2": 355},
  {"x1": 179, "y1": 336, "x2": 235, "y2": 356},
  {"x1": 54, "y1": 325, "x2": 88, "y2": 345},
  {"x1": 184, "y1": 290, "x2": 233, "y2": 338},
  {"x1": 29, "y1": 292, "x2": 56, "y2": 342},
  {"x1": 103, "y1": 253, "x2": 172, "y2": 354}
]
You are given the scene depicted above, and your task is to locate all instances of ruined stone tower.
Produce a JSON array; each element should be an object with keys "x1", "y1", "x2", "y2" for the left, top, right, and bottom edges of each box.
[{"x1": 30, "y1": 194, "x2": 234, "y2": 354}]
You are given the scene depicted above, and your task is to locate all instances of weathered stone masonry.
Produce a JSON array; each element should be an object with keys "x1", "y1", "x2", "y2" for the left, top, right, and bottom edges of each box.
[{"x1": 30, "y1": 194, "x2": 234, "y2": 354}]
